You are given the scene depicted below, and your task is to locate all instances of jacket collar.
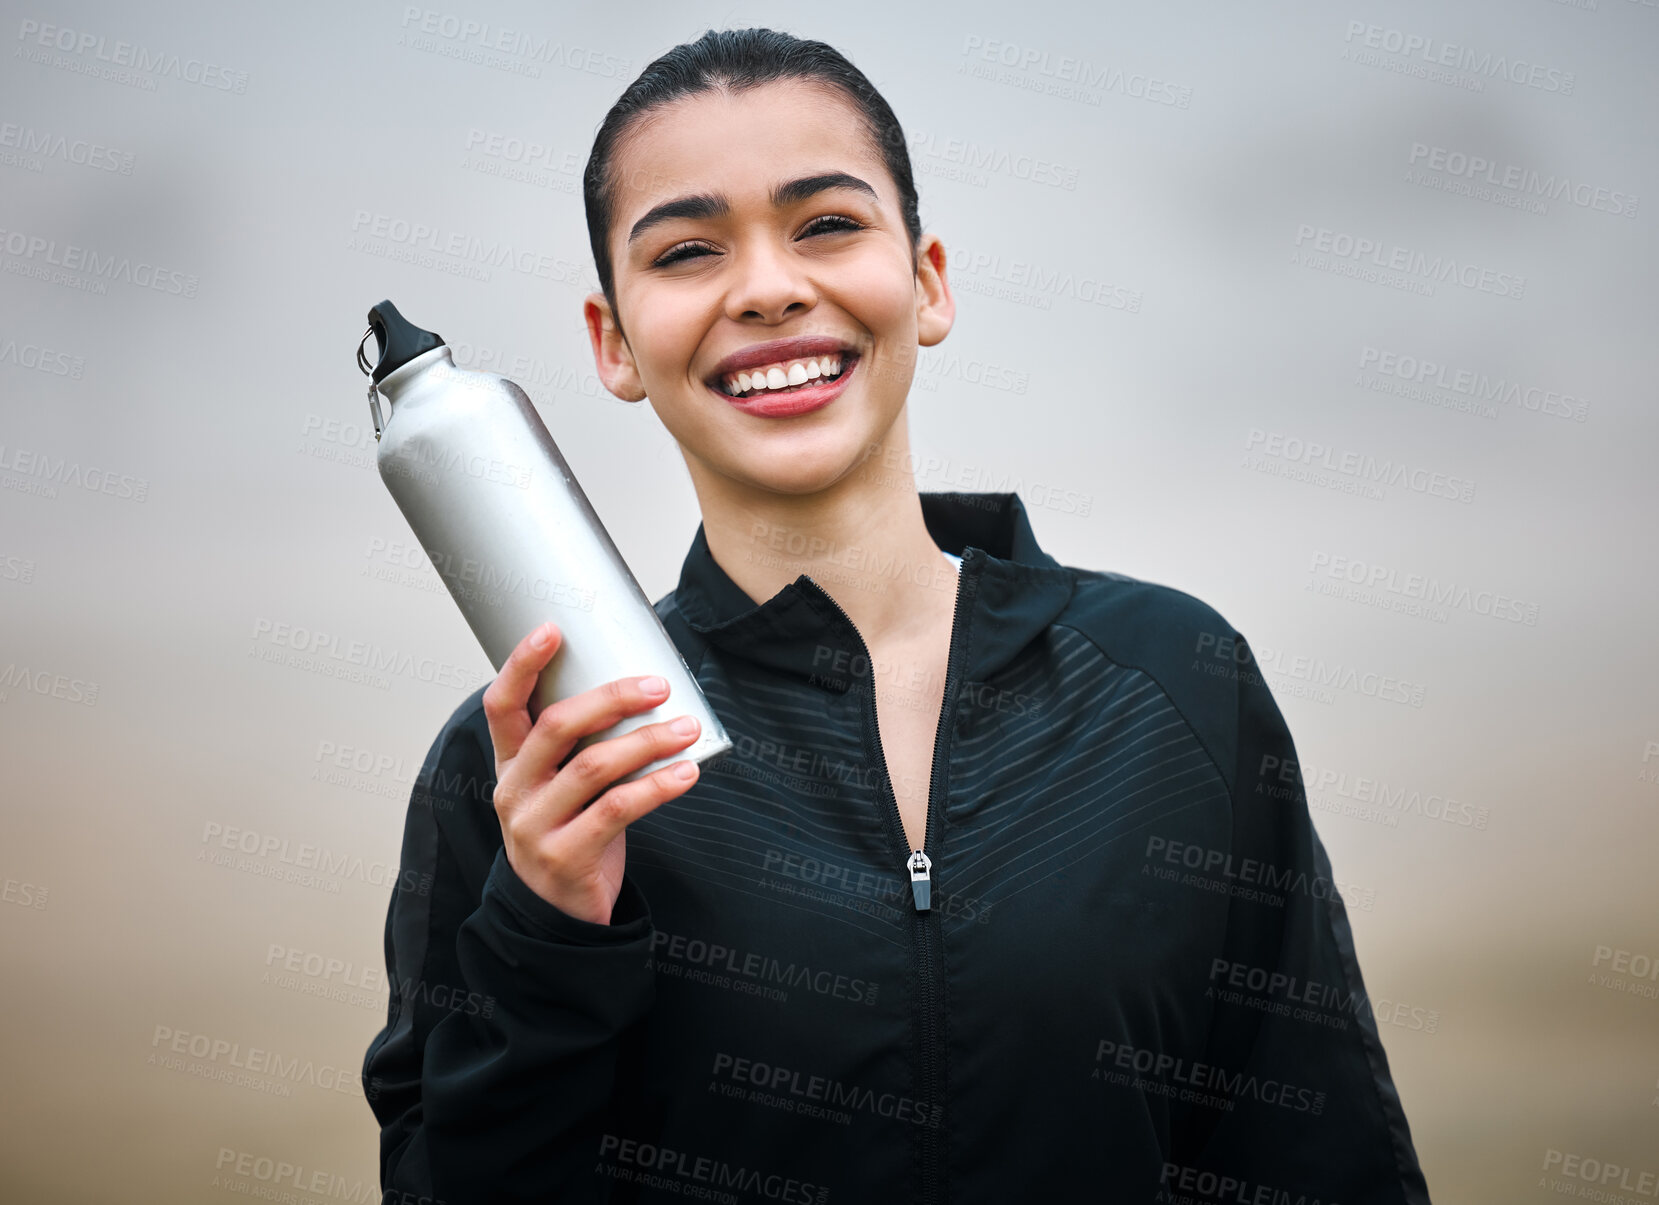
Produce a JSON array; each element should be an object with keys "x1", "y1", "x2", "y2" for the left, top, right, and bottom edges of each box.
[{"x1": 671, "y1": 492, "x2": 1076, "y2": 691}]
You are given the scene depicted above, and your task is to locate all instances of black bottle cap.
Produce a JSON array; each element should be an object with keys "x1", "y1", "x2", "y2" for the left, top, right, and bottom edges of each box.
[{"x1": 364, "y1": 300, "x2": 444, "y2": 384}]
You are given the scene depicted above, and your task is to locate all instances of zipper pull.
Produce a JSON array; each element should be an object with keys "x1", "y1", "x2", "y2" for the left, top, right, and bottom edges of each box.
[{"x1": 907, "y1": 850, "x2": 932, "y2": 912}]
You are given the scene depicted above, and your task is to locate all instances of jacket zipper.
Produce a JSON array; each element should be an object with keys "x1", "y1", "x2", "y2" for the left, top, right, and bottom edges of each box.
[{"x1": 803, "y1": 546, "x2": 977, "y2": 1205}]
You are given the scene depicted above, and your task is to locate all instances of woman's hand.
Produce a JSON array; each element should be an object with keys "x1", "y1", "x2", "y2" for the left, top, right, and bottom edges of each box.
[{"x1": 482, "y1": 621, "x2": 701, "y2": 925}]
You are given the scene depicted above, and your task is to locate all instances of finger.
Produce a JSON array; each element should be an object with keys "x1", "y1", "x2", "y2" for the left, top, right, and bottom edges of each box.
[
  {"x1": 482, "y1": 622, "x2": 563, "y2": 767},
  {"x1": 502, "y1": 674, "x2": 673, "y2": 810},
  {"x1": 497, "y1": 712, "x2": 695, "y2": 836},
  {"x1": 570, "y1": 757, "x2": 700, "y2": 851}
]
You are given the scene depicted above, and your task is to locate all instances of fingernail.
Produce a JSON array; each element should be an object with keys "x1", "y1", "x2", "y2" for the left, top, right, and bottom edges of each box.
[
  {"x1": 641, "y1": 676, "x2": 669, "y2": 694},
  {"x1": 532, "y1": 623, "x2": 555, "y2": 650},
  {"x1": 670, "y1": 715, "x2": 698, "y2": 736},
  {"x1": 672, "y1": 761, "x2": 697, "y2": 779}
]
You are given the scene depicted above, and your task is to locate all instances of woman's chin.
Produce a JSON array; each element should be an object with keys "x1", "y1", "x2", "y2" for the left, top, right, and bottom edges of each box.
[
  {"x1": 715, "y1": 453, "x2": 897, "y2": 501},
  {"x1": 683, "y1": 410, "x2": 914, "y2": 501}
]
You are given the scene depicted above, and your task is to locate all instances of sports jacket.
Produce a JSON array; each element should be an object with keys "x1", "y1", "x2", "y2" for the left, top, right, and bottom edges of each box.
[{"x1": 363, "y1": 490, "x2": 1431, "y2": 1205}]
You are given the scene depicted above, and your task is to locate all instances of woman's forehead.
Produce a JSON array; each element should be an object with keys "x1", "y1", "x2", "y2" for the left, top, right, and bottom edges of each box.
[{"x1": 610, "y1": 79, "x2": 883, "y2": 211}]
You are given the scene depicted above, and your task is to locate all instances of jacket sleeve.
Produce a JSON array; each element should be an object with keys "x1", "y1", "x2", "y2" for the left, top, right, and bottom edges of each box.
[
  {"x1": 361, "y1": 712, "x2": 657, "y2": 1205},
  {"x1": 1172, "y1": 628, "x2": 1432, "y2": 1203}
]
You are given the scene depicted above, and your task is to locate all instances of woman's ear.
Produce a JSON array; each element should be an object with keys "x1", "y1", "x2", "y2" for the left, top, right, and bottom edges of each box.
[
  {"x1": 913, "y1": 233, "x2": 956, "y2": 349},
  {"x1": 583, "y1": 292, "x2": 647, "y2": 402}
]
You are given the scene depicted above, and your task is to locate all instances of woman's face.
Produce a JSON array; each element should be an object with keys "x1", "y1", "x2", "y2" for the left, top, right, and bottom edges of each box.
[{"x1": 584, "y1": 77, "x2": 953, "y2": 501}]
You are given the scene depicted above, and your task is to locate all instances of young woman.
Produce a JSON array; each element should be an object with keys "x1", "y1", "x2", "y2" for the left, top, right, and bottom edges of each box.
[{"x1": 364, "y1": 28, "x2": 1431, "y2": 1205}]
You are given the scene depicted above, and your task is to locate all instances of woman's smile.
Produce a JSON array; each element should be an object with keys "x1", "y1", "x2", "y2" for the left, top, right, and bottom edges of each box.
[
  {"x1": 713, "y1": 351, "x2": 858, "y2": 417},
  {"x1": 703, "y1": 332, "x2": 863, "y2": 417}
]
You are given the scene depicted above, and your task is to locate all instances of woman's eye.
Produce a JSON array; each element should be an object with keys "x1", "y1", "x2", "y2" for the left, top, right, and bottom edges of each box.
[
  {"x1": 650, "y1": 217, "x2": 862, "y2": 268},
  {"x1": 652, "y1": 241, "x2": 716, "y2": 268},
  {"x1": 801, "y1": 215, "x2": 864, "y2": 238}
]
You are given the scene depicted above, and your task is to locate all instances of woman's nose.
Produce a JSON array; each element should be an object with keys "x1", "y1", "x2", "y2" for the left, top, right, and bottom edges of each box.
[{"x1": 722, "y1": 237, "x2": 816, "y2": 323}]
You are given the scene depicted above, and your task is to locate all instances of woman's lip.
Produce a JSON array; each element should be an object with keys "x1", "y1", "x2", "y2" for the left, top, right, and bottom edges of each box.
[{"x1": 709, "y1": 355, "x2": 858, "y2": 417}]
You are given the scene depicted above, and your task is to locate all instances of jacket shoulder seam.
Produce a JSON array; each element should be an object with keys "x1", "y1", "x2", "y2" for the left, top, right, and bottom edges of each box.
[
  {"x1": 1049, "y1": 569, "x2": 1237, "y2": 797},
  {"x1": 1050, "y1": 616, "x2": 1232, "y2": 799}
]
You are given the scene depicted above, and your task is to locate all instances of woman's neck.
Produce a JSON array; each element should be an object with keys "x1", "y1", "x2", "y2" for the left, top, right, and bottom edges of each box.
[{"x1": 690, "y1": 465, "x2": 960, "y2": 652}]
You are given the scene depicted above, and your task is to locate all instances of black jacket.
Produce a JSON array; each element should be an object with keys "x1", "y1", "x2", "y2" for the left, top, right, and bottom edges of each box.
[{"x1": 363, "y1": 490, "x2": 1431, "y2": 1204}]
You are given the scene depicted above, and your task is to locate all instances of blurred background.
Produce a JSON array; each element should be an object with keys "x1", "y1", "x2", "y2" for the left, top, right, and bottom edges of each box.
[{"x1": 1, "y1": 0, "x2": 1654, "y2": 1201}]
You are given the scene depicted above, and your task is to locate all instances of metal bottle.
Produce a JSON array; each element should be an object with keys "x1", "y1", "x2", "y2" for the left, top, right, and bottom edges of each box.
[{"x1": 355, "y1": 299, "x2": 732, "y2": 786}]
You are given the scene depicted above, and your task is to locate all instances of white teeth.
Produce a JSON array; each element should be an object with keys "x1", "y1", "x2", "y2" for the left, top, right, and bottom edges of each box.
[{"x1": 720, "y1": 354, "x2": 845, "y2": 398}]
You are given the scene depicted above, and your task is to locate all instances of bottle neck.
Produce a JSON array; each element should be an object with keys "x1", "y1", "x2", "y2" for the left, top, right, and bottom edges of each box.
[{"x1": 375, "y1": 345, "x2": 453, "y2": 406}]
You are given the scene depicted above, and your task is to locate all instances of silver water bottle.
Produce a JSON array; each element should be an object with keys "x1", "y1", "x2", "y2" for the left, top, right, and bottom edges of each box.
[{"x1": 354, "y1": 299, "x2": 731, "y2": 785}]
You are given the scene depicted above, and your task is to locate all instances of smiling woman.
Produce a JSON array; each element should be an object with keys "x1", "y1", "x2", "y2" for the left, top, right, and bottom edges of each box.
[{"x1": 363, "y1": 26, "x2": 1432, "y2": 1205}]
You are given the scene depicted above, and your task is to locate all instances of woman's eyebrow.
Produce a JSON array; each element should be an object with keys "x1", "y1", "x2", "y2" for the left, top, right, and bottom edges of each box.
[{"x1": 627, "y1": 172, "x2": 878, "y2": 246}]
